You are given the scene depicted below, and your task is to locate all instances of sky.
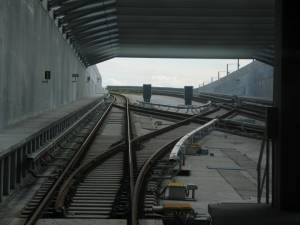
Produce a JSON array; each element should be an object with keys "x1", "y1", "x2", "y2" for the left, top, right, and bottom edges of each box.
[{"x1": 97, "y1": 58, "x2": 253, "y2": 88}]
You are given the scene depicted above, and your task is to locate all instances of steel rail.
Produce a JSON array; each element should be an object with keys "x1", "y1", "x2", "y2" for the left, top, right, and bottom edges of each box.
[
  {"x1": 109, "y1": 89, "x2": 267, "y2": 120},
  {"x1": 116, "y1": 104, "x2": 265, "y2": 136},
  {"x1": 24, "y1": 97, "x2": 115, "y2": 225},
  {"x1": 125, "y1": 94, "x2": 135, "y2": 215},
  {"x1": 169, "y1": 118, "x2": 218, "y2": 162},
  {"x1": 106, "y1": 87, "x2": 272, "y2": 108},
  {"x1": 132, "y1": 138, "x2": 181, "y2": 225},
  {"x1": 134, "y1": 104, "x2": 264, "y2": 131},
  {"x1": 114, "y1": 103, "x2": 220, "y2": 120}
]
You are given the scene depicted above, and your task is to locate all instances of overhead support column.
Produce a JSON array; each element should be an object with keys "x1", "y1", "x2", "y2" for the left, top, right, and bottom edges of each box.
[
  {"x1": 273, "y1": 0, "x2": 300, "y2": 211},
  {"x1": 143, "y1": 84, "x2": 152, "y2": 103}
]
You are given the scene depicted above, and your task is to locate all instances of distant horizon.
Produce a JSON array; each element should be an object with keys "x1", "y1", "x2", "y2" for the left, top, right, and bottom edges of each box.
[{"x1": 97, "y1": 58, "x2": 253, "y2": 88}]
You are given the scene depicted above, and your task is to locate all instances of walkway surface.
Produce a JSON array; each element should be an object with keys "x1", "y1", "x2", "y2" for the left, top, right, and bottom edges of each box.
[
  {"x1": 160, "y1": 130, "x2": 263, "y2": 215},
  {"x1": 0, "y1": 97, "x2": 101, "y2": 157}
]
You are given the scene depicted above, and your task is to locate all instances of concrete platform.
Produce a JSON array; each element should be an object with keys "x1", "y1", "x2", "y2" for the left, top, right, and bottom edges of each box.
[
  {"x1": 0, "y1": 97, "x2": 100, "y2": 157},
  {"x1": 160, "y1": 130, "x2": 264, "y2": 214},
  {"x1": 208, "y1": 203, "x2": 300, "y2": 225}
]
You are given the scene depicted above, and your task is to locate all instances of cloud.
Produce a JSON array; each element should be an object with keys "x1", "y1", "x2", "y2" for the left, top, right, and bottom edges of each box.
[{"x1": 97, "y1": 58, "x2": 252, "y2": 88}]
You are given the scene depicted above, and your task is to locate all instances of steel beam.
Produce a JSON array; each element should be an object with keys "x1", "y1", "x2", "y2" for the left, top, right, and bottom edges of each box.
[
  {"x1": 3, "y1": 156, "x2": 10, "y2": 195},
  {"x1": 0, "y1": 160, "x2": 3, "y2": 202},
  {"x1": 54, "y1": 0, "x2": 116, "y2": 17}
]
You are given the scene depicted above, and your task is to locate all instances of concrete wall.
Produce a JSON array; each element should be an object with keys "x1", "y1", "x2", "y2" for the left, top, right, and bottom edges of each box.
[
  {"x1": 0, "y1": 0, "x2": 104, "y2": 129},
  {"x1": 196, "y1": 61, "x2": 273, "y2": 100}
]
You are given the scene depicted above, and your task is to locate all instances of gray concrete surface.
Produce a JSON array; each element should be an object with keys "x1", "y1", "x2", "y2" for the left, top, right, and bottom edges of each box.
[
  {"x1": 196, "y1": 61, "x2": 273, "y2": 100},
  {"x1": 139, "y1": 219, "x2": 163, "y2": 225},
  {"x1": 0, "y1": 0, "x2": 104, "y2": 130}
]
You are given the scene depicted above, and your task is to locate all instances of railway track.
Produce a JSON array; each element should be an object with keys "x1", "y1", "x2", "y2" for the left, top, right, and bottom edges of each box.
[
  {"x1": 62, "y1": 106, "x2": 127, "y2": 219},
  {"x1": 19, "y1": 92, "x2": 267, "y2": 225},
  {"x1": 53, "y1": 94, "x2": 203, "y2": 221},
  {"x1": 21, "y1": 95, "x2": 130, "y2": 224}
]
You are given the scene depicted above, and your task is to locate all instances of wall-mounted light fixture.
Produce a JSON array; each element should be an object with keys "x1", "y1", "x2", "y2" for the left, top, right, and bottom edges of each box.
[
  {"x1": 72, "y1": 73, "x2": 79, "y2": 82},
  {"x1": 42, "y1": 70, "x2": 51, "y2": 83}
]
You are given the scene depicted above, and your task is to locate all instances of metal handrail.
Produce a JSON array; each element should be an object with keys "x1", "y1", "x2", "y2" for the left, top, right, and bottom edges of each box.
[
  {"x1": 257, "y1": 138, "x2": 266, "y2": 203},
  {"x1": 169, "y1": 119, "x2": 219, "y2": 169},
  {"x1": 113, "y1": 93, "x2": 135, "y2": 223},
  {"x1": 136, "y1": 100, "x2": 211, "y2": 110},
  {"x1": 257, "y1": 122, "x2": 270, "y2": 203},
  {"x1": 132, "y1": 138, "x2": 180, "y2": 225}
]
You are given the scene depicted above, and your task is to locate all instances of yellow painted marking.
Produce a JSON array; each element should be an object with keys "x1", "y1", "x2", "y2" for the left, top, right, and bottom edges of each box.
[
  {"x1": 167, "y1": 180, "x2": 185, "y2": 187},
  {"x1": 163, "y1": 202, "x2": 192, "y2": 209}
]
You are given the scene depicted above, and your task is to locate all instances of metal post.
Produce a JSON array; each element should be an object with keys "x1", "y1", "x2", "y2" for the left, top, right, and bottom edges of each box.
[
  {"x1": 218, "y1": 72, "x2": 220, "y2": 80},
  {"x1": 237, "y1": 59, "x2": 240, "y2": 70},
  {"x1": 0, "y1": 159, "x2": 3, "y2": 202},
  {"x1": 226, "y1": 64, "x2": 229, "y2": 75}
]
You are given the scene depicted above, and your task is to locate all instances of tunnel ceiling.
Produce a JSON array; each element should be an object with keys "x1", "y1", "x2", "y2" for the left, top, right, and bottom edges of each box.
[{"x1": 47, "y1": 0, "x2": 275, "y2": 66}]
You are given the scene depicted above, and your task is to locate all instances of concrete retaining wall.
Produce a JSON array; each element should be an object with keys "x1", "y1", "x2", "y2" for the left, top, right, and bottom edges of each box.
[
  {"x1": 196, "y1": 61, "x2": 273, "y2": 100},
  {"x1": 0, "y1": 0, "x2": 104, "y2": 129}
]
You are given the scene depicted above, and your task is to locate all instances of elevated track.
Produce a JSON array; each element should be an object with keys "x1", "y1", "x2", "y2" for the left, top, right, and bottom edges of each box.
[{"x1": 13, "y1": 92, "x2": 268, "y2": 225}]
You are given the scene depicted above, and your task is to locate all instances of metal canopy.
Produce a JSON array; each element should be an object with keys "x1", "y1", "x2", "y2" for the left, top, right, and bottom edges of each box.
[{"x1": 47, "y1": 0, "x2": 275, "y2": 66}]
